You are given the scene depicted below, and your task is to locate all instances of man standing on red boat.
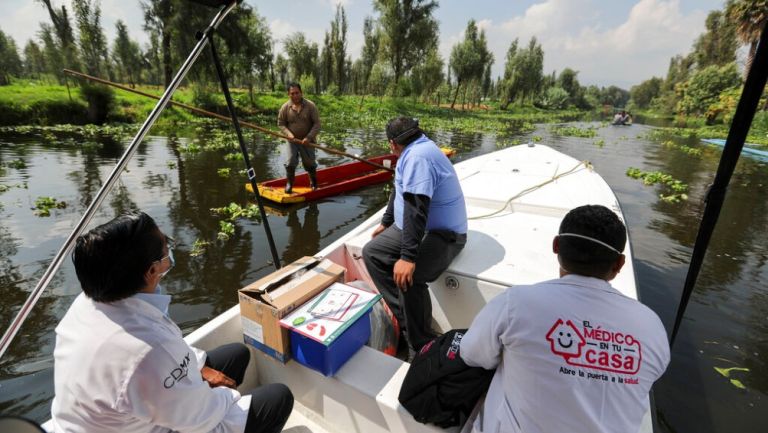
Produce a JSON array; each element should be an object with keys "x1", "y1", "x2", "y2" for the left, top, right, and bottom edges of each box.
[{"x1": 278, "y1": 83, "x2": 321, "y2": 194}]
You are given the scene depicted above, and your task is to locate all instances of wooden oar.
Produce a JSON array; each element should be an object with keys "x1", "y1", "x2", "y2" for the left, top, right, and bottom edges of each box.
[{"x1": 63, "y1": 69, "x2": 393, "y2": 172}]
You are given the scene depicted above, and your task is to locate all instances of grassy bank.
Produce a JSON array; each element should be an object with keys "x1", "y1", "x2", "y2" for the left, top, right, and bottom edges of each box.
[{"x1": 0, "y1": 79, "x2": 583, "y2": 132}]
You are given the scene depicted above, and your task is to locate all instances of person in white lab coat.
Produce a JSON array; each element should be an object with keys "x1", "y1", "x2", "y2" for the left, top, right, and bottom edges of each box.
[
  {"x1": 51, "y1": 211, "x2": 293, "y2": 433},
  {"x1": 460, "y1": 204, "x2": 670, "y2": 433}
]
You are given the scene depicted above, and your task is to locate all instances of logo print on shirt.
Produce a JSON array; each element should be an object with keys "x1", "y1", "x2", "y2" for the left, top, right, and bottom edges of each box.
[
  {"x1": 546, "y1": 319, "x2": 642, "y2": 375},
  {"x1": 163, "y1": 352, "x2": 191, "y2": 389}
]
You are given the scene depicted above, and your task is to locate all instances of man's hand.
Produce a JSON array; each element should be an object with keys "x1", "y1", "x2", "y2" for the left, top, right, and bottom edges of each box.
[
  {"x1": 393, "y1": 259, "x2": 416, "y2": 292},
  {"x1": 201, "y1": 366, "x2": 237, "y2": 389},
  {"x1": 371, "y1": 224, "x2": 387, "y2": 238},
  {"x1": 300, "y1": 137, "x2": 309, "y2": 145}
]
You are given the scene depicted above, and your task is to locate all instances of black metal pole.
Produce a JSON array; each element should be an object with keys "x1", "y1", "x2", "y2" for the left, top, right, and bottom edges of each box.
[
  {"x1": 207, "y1": 36, "x2": 282, "y2": 269},
  {"x1": 669, "y1": 25, "x2": 768, "y2": 345}
]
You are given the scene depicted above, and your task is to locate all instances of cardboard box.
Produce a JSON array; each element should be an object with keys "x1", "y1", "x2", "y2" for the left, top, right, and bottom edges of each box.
[
  {"x1": 238, "y1": 256, "x2": 345, "y2": 362},
  {"x1": 280, "y1": 282, "x2": 381, "y2": 376}
]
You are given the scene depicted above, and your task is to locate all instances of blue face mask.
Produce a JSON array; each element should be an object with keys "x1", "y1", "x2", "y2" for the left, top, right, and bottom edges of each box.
[{"x1": 157, "y1": 237, "x2": 175, "y2": 279}]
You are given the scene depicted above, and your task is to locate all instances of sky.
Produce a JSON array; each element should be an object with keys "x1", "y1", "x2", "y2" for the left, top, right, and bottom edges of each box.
[{"x1": 0, "y1": 0, "x2": 728, "y2": 89}]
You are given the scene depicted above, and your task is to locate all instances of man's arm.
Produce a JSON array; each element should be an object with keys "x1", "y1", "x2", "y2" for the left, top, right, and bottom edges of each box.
[
  {"x1": 460, "y1": 292, "x2": 508, "y2": 369},
  {"x1": 381, "y1": 190, "x2": 396, "y2": 227},
  {"x1": 307, "y1": 103, "x2": 321, "y2": 142},
  {"x1": 277, "y1": 104, "x2": 294, "y2": 138},
  {"x1": 400, "y1": 192, "x2": 430, "y2": 262}
]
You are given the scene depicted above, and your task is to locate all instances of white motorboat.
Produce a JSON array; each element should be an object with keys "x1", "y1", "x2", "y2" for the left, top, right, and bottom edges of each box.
[{"x1": 137, "y1": 143, "x2": 653, "y2": 433}]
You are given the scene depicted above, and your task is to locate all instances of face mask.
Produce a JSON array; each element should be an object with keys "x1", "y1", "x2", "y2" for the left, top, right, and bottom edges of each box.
[{"x1": 158, "y1": 247, "x2": 175, "y2": 279}]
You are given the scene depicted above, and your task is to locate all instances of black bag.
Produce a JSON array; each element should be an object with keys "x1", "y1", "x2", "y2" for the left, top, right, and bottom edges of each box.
[{"x1": 398, "y1": 329, "x2": 495, "y2": 428}]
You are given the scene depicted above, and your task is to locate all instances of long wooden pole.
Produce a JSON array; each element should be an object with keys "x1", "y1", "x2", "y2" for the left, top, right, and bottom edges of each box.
[{"x1": 63, "y1": 69, "x2": 393, "y2": 172}]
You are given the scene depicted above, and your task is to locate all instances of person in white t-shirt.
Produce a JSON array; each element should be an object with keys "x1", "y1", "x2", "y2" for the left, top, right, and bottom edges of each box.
[
  {"x1": 460, "y1": 204, "x2": 670, "y2": 433},
  {"x1": 51, "y1": 211, "x2": 293, "y2": 433}
]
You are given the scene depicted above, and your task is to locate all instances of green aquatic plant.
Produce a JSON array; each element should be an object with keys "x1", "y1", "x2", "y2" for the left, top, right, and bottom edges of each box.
[
  {"x1": 714, "y1": 366, "x2": 749, "y2": 390},
  {"x1": 7, "y1": 159, "x2": 27, "y2": 169},
  {"x1": 34, "y1": 196, "x2": 67, "y2": 216},
  {"x1": 593, "y1": 138, "x2": 605, "y2": 148},
  {"x1": 661, "y1": 140, "x2": 702, "y2": 156},
  {"x1": 166, "y1": 160, "x2": 177, "y2": 169},
  {"x1": 217, "y1": 168, "x2": 232, "y2": 178},
  {"x1": 190, "y1": 239, "x2": 211, "y2": 257},
  {"x1": 550, "y1": 125, "x2": 598, "y2": 138},
  {"x1": 211, "y1": 202, "x2": 261, "y2": 222},
  {"x1": 626, "y1": 167, "x2": 688, "y2": 202},
  {"x1": 217, "y1": 221, "x2": 235, "y2": 241}
]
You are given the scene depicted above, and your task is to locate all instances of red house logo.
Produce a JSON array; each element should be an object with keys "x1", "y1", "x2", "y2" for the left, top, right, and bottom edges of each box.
[{"x1": 546, "y1": 319, "x2": 586, "y2": 359}]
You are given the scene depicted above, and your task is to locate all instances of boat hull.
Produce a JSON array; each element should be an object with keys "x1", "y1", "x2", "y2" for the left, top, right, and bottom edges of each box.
[{"x1": 246, "y1": 149, "x2": 456, "y2": 204}]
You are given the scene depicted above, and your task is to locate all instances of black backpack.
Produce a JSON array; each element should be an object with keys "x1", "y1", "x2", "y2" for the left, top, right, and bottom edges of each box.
[{"x1": 398, "y1": 329, "x2": 495, "y2": 428}]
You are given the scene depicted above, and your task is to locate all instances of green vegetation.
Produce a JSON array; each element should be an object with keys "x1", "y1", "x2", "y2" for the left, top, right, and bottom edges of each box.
[
  {"x1": 628, "y1": 1, "x2": 767, "y2": 129},
  {"x1": 626, "y1": 168, "x2": 689, "y2": 203},
  {"x1": 661, "y1": 140, "x2": 703, "y2": 156},
  {"x1": 217, "y1": 221, "x2": 235, "y2": 241},
  {"x1": 34, "y1": 196, "x2": 67, "y2": 216},
  {"x1": 189, "y1": 239, "x2": 210, "y2": 257},
  {"x1": 549, "y1": 125, "x2": 598, "y2": 138}
]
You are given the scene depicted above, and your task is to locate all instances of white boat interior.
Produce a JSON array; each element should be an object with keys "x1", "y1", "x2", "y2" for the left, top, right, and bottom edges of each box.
[{"x1": 43, "y1": 144, "x2": 652, "y2": 433}]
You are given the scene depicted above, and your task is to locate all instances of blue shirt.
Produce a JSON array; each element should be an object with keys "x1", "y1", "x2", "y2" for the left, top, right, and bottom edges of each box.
[{"x1": 394, "y1": 135, "x2": 467, "y2": 234}]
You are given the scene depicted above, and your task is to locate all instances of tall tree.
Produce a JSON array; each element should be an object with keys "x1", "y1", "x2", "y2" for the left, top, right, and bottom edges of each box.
[
  {"x1": 35, "y1": 0, "x2": 80, "y2": 80},
  {"x1": 320, "y1": 32, "x2": 333, "y2": 91},
  {"x1": 274, "y1": 54, "x2": 289, "y2": 90},
  {"x1": 38, "y1": 24, "x2": 64, "y2": 81},
  {"x1": 630, "y1": 77, "x2": 663, "y2": 109},
  {"x1": 112, "y1": 20, "x2": 142, "y2": 87},
  {"x1": 373, "y1": 0, "x2": 438, "y2": 84},
  {"x1": 331, "y1": 5, "x2": 348, "y2": 91},
  {"x1": 411, "y1": 46, "x2": 444, "y2": 101},
  {"x1": 141, "y1": 0, "x2": 175, "y2": 87},
  {"x1": 284, "y1": 32, "x2": 319, "y2": 84},
  {"x1": 691, "y1": 10, "x2": 738, "y2": 69},
  {"x1": 359, "y1": 16, "x2": 380, "y2": 94},
  {"x1": 499, "y1": 37, "x2": 543, "y2": 108},
  {"x1": 0, "y1": 31, "x2": 23, "y2": 85},
  {"x1": 143, "y1": 31, "x2": 163, "y2": 85},
  {"x1": 230, "y1": 8, "x2": 273, "y2": 101},
  {"x1": 725, "y1": 0, "x2": 768, "y2": 77},
  {"x1": 557, "y1": 67, "x2": 581, "y2": 106},
  {"x1": 448, "y1": 20, "x2": 493, "y2": 109},
  {"x1": 23, "y1": 40, "x2": 47, "y2": 79},
  {"x1": 73, "y1": 0, "x2": 109, "y2": 77},
  {"x1": 499, "y1": 39, "x2": 520, "y2": 109}
]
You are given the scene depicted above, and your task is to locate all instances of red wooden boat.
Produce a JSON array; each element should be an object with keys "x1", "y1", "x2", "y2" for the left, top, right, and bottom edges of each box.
[{"x1": 246, "y1": 148, "x2": 455, "y2": 204}]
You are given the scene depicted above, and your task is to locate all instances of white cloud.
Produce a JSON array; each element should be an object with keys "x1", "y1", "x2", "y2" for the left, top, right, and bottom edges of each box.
[{"x1": 442, "y1": 0, "x2": 708, "y2": 88}]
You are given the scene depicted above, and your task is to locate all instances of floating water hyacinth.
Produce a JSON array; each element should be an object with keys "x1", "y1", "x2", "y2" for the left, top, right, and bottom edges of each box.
[{"x1": 714, "y1": 366, "x2": 749, "y2": 390}]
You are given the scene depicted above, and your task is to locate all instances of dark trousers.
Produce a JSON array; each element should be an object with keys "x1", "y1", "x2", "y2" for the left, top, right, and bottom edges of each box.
[
  {"x1": 285, "y1": 141, "x2": 317, "y2": 170},
  {"x1": 362, "y1": 226, "x2": 466, "y2": 351},
  {"x1": 206, "y1": 343, "x2": 294, "y2": 433}
]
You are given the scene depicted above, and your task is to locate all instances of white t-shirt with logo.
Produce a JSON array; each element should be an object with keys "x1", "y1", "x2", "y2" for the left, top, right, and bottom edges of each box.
[{"x1": 460, "y1": 274, "x2": 670, "y2": 433}]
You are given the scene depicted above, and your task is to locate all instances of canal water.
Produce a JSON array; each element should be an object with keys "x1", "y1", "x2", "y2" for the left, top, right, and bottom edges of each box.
[{"x1": 0, "y1": 120, "x2": 765, "y2": 432}]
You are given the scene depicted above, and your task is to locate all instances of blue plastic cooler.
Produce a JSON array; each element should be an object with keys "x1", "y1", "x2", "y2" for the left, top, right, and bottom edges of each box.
[{"x1": 290, "y1": 309, "x2": 372, "y2": 376}]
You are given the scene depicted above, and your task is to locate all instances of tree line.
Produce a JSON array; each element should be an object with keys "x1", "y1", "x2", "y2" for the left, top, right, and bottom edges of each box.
[
  {"x1": 628, "y1": 0, "x2": 766, "y2": 123},
  {"x1": 14, "y1": 0, "x2": 763, "y2": 114}
]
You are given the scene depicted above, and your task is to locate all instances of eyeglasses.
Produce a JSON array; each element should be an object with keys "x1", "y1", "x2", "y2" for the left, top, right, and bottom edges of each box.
[{"x1": 156, "y1": 236, "x2": 176, "y2": 278}]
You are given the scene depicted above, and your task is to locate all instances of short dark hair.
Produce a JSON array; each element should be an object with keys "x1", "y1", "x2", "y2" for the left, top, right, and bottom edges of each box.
[
  {"x1": 386, "y1": 116, "x2": 422, "y2": 146},
  {"x1": 558, "y1": 205, "x2": 626, "y2": 278},
  {"x1": 287, "y1": 82, "x2": 302, "y2": 92},
  {"x1": 72, "y1": 211, "x2": 164, "y2": 303}
]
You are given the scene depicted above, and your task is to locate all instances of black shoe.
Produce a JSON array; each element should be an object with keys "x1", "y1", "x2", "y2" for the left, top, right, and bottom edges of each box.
[
  {"x1": 284, "y1": 167, "x2": 295, "y2": 194},
  {"x1": 308, "y1": 168, "x2": 318, "y2": 191}
]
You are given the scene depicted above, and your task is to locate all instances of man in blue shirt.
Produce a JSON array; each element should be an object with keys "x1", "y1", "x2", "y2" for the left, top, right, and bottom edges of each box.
[{"x1": 363, "y1": 117, "x2": 467, "y2": 357}]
